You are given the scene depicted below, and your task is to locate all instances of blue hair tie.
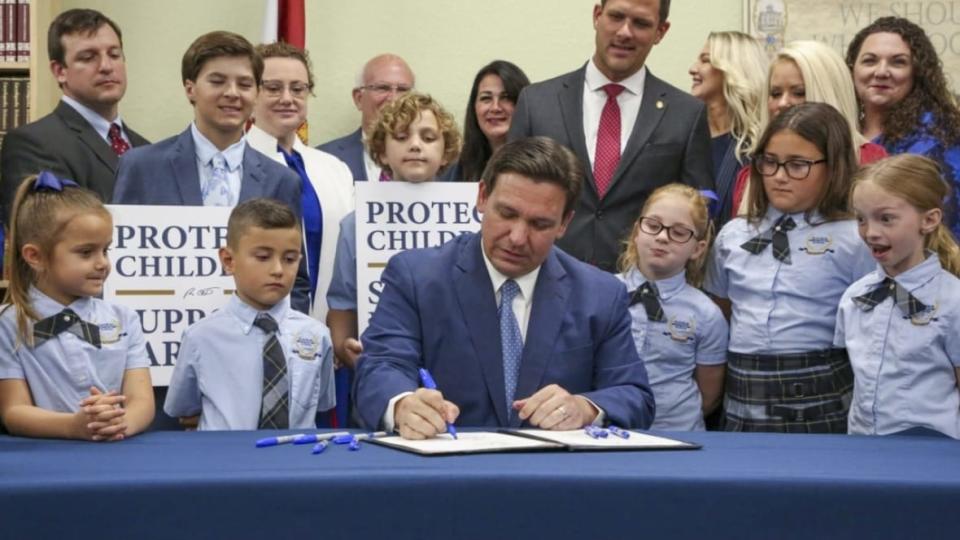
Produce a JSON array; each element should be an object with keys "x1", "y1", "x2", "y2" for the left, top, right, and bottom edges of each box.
[
  {"x1": 32, "y1": 171, "x2": 79, "y2": 192},
  {"x1": 699, "y1": 189, "x2": 720, "y2": 219}
]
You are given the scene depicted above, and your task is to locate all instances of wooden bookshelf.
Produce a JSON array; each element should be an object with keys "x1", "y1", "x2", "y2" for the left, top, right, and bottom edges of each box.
[{"x1": 0, "y1": 61, "x2": 28, "y2": 72}]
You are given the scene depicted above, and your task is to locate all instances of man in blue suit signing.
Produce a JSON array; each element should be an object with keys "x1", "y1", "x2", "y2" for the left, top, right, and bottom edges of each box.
[
  {"x1": 355, "y1": 137, "x2": 654, "y2": 438},
  {"x1": 111, "y1": 31, "x2": 309, "y2": 313}
]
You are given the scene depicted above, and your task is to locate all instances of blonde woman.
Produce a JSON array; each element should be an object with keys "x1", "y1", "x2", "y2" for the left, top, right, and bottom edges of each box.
[
  {"x1": 688, "y1": 31, "x2": 767, "y2": 226},
  {"x1": 731, "y1": 40, "x2": 887, "y2": 216}
]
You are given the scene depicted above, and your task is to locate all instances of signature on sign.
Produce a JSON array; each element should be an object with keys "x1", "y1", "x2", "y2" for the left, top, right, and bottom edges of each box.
[{"x1": 183, "y1": 287, "x2": 220, "y2": 298}]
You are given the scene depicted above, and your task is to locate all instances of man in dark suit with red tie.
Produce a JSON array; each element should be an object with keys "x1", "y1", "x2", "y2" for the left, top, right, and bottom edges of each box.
[
  {"x1": 0, "y1": 8, "x2": 149, "y2": 224},
  {"x1": 508, "y1": 0, "x2": 713, "y2": 272}
]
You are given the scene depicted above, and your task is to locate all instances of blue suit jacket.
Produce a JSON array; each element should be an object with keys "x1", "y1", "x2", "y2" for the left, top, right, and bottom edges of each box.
[
  {"x1": 316, "y1": 128, "x2": 367, "y2": 182},
  {"x1": 111, "y1": 127, "x2": 311, "y2": 313},
  {"x1": 354, "y1": 233, "x2": 655, "y2": 430}
]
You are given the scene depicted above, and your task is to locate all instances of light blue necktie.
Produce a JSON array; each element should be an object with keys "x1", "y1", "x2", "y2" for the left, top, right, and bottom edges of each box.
[
  {"x1": 499, "y1": 279, "x2": 523, "y2": 416},
  {"x1": 203, "y1": 153, "x2": 233, "y2": 207}
]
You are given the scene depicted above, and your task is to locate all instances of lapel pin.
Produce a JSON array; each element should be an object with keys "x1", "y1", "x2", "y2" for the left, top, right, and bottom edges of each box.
[{"x1": 656, "y1": 100, "x2": 664, "y2": 109}]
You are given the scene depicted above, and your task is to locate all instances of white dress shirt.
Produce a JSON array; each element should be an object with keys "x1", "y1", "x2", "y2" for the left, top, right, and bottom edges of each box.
[{"x1": 60, "y1": 95, "x2": 130, "y2": 146}]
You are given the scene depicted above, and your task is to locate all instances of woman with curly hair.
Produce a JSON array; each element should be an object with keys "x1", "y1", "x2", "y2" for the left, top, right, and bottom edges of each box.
[
  {"x1": 444, "y1": 60, "x2": 530, "y2": 181},
  {"x1": 688, "y1": 31, "x2": 767, "y2": 226},
  {"x1": 847, "y1": 16, "x2": 960, "y2": 238}
]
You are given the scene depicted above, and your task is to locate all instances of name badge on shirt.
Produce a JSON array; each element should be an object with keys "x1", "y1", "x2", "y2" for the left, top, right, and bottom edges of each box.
[
  {"x1": 98, "y1": 319, "x2": 122, "y2": 344},
  {"x1": 665, "y1": 316, "x2": 696, "y2": 343},
  {"x1": 802, "y1": 234, "x2": 835, "y2": 255},
  {"x1": 292, "y1": 330, "x2": 320, "y2": 360},
  {"x1": 910, "y1": 302, "x2": 939, "y2": 326}
]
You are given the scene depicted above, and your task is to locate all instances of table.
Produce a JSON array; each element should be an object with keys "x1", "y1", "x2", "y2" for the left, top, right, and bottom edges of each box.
[{"x1": 1, "y1": 430, "x2": 958, "y2": 539}]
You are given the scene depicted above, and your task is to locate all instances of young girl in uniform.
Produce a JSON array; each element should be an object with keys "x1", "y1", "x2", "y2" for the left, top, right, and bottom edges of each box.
[
  {"x1": 838, "y1": 154, "x2": 960, "y2": 438},
  {"x1": 618, "y1": 184, "x2": 727, "y2": 430},
  {"x1": 0, "y1": 172, "x2": 154, "y2": 440},
  {"x1": 705, "y1": 102, "x2": 875, "y2": 433}
]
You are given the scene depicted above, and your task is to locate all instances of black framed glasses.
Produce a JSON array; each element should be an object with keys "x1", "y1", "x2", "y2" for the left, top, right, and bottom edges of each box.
[
  {"x1": 638, "y1": 217, "x2": 696, "y2": 243},
  {"x1": 754, "y1": 154, "x2": 826, "y2": 180}
]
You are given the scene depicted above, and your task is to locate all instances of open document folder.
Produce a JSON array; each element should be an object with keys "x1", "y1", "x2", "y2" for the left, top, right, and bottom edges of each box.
[{"x1": 367, "y1": 429, "x2": 701, "y2": 456}]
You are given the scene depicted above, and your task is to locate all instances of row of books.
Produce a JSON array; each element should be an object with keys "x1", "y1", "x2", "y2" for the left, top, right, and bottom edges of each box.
[
  {"x1": 0, "y1": 0, "x2": 28, "y2": 63},
  {"x1": 0, "y1": 75, "x2": 30, "y2": 149}
]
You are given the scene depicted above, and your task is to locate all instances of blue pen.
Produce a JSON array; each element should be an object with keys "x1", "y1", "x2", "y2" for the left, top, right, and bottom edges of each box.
[
  {"x1": 418, "y1": 368, "x2": 458, "y2": 439},
  {"x1": 333, "y1": 434, "x2": 355, "y2": 445},
  {"x1": 584, "y1": 426, "x2": 608, "y2": 439},
  {"x1": 311, "y1": 441, "x2": 329, "y2": 455},
  {"x1": 292, "y1": 431, "x2": 351, "y2": 445},
  {"x1": 608, "y1": 425, "x2": 631, "y2": 439},
  {"x1": 255, "y1": 433, "x2": 306, "y2": 448}
]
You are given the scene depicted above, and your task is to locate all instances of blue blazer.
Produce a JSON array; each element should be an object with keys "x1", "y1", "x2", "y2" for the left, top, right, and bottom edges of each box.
[
  {"x1": 354, "y1": 233, "x2": 655, "y2": 430},
  {"x1": 714, "y1": 142, "x2": 743, "y2": 229},
  {"x1": 316, "y1": 128, "x2": 367, "y2": 182},
  {"x1": 111, "y1": 127, "x2": 311, "y2": 313}
]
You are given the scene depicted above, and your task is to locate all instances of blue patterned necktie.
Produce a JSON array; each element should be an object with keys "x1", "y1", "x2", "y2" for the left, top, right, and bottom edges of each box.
[
  {"x1": 499, "y1": 279, "x2": 523, "y2": 416},
  {"x1": 254, "y1": 313, "x2": 289, "y2": 429},
  {"x1": 203, "y1": 153, "x2": 233, "y2": 207}
]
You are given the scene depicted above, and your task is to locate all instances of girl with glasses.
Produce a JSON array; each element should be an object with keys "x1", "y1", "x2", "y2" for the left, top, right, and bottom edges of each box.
[
  {"x1": 617, "y1": 184, "x2": 727, "y2": 431},
  {"x1": 704, "y1": 102, "x2": 875, "y2": 433}
]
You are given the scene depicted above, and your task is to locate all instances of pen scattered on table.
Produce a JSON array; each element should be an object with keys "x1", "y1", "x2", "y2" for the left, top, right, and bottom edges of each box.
[
  {"x1": 292, "y1": 431, "x2": 351, "y2": 445},
  {"x1": 255, "y1": 433, "x2": 306, "y2": 448},
  {"x1": 584, "y1": 426, "x2": 608, "y2": 439},
  {"x1": 418, "y1": 368, "x2": 458, "y2": 439},
  {"x1": 608, "y1": 426, "x2": 631, "y2": 439},
  {"x1": 254, "y1": 431, "x2": 388, "y2": 455}
]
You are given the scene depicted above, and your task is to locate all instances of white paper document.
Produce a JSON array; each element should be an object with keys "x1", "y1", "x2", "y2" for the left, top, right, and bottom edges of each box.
[{"x1": 370, "y1": 431, "x2": 563, "y2": 455}]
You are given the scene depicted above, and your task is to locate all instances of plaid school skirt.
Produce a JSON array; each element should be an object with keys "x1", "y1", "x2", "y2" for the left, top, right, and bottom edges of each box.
[{"x1": 724, "y1": 348, "x2": 854, "y2": 433}]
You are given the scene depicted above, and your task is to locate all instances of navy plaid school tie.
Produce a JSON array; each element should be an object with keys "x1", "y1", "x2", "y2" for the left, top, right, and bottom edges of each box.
[
  {"x1": 254, "y1": 313, "x2": 290, "y2": 429},
  {"x1": 852, "y1": 277, "x2": 929, "y2": 316},
  {"x1": 33, "y1": 308, "x2": 101, "y2": 348},
  {"x1": 499, "y1": 280, "x2": 523, "y2": 415},
  {"x1": 629, "y1": 282, "x2": 665, "y2": 322},
  {"x1": 740, "y1": 215, "x2": 796, "y2": 263}
]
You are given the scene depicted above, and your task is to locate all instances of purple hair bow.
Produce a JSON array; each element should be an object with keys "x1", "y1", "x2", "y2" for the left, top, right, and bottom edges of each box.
[{"x1": 32, "y1": 171, "x2": 79, "y2": 192}]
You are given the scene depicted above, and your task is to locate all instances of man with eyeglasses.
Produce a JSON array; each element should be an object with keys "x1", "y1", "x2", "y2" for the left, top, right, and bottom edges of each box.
[{"x1": 317, "y1": 54, "x2": 415, "y2": 182}]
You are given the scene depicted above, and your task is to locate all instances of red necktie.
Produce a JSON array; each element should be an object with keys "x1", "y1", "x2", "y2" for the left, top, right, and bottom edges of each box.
[
  {"x1": 593, "y1": 84, "x2": 624, "y2": 198},
  {"x1": 108, "y1": 123, "x2": 130, "y2": 156}
]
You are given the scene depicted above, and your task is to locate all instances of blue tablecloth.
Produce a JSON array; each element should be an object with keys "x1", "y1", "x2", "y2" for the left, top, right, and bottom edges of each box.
[{"x1": 1, "y1": 430, "x2": 958, "y2": 539}]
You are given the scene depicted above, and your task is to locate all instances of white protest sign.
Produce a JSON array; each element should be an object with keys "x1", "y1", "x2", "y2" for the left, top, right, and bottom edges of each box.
[
  {"x1": 104, "y1": 205, "x2": 233, "y2": 386},
  {"x1": 355, "y1": 182, "x2": 482, "y2": 334}
]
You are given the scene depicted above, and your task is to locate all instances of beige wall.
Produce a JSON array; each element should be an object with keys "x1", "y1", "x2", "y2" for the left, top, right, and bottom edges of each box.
[{"x1": 57, "y1": 0, "x2": 743, "y2": 144}]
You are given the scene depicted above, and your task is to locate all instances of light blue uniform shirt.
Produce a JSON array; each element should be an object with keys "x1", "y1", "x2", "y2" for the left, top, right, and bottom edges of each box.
[
  {"x1": 619, "y1": 268, "x2": 728, "y2": 430},
  {"x1": 836, "y1": 254, "x2": 960, "y2": 438},
  {"x1": 0, "y1": 288, "x2": 150, "y2": 412},
  {"x1": 164, "y1": 294, "x2": 335, "y2": 430},
  {"x1": 704, "y1": 209, "x2": 874, "y2": 354},
  {"x1": 190, "y1": 122, "x2": 244, "y2": 207},
  {"x1": 327, "y1": 211, "x2": 358, "y2": 310}
]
